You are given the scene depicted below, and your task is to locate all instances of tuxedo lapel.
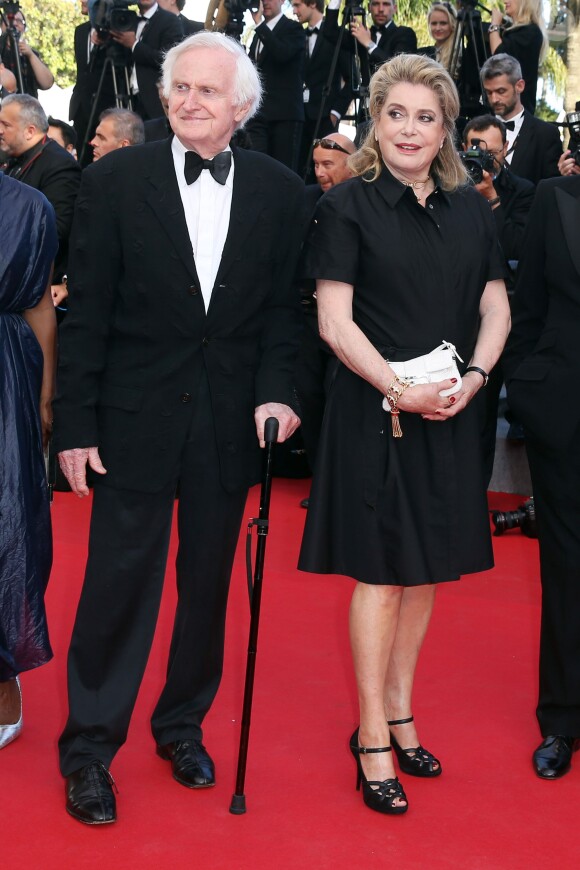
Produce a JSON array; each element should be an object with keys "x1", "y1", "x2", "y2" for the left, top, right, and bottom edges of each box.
[
  {"x1": 509, "y1": 112, "x2": 531, "y2": 173},
  {"x1": 209, "y1": 148, "x2": 266, "y2": 310},
  {"x1": 144, "y1": 138, "x2": 199, "y2": 284},
  {"x1": 555, "y1": 184, "x2": 580, "y2": 279}
]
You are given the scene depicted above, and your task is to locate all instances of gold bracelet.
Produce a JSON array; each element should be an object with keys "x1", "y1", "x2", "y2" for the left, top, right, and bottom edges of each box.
[{"x1": 385, "y1": 376, "x2": 412, "y2": 438}]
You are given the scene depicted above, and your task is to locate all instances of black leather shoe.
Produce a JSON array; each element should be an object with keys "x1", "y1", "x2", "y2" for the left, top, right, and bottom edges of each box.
[
  {"x1": 65, "y1": 761, "x2": 117, "y2": 825},
  {"x1": 157, "y1": 739, "x2": 215, "y2": 788},
  {"x1": 533, "y1": 735, "x2": 579, "y2": 779}
]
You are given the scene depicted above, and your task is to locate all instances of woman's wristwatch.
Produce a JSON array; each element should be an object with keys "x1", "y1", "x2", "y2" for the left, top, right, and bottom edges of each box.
[
  {"x1": 488, "y1": 24, "x2": 501, "y2": 32},
  {"x1": 465, "y1": 365, "x2": 489, "y2": 386}
]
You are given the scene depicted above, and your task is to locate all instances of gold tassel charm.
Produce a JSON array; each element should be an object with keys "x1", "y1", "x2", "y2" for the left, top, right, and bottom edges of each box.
[{"x1": 391, "y1": 409, "x2": 403, "y2": 438}]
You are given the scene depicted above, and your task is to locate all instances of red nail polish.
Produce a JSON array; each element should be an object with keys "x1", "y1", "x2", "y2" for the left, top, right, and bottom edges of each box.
[
  {"x1": 449, "y1": 396, "x2": 456, "y2": 404},
  {"x1": 451, "y1": 378, "x2": 458, "y2": 384}
]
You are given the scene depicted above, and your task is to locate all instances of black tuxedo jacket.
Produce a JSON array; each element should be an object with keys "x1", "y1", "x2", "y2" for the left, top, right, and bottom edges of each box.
[
  {"x1": 324, "y1": 12, "x2": 416, "y2": 89},
  {"x1": 178, "y1": 14, "x2": 204, "y2": 36},
  {"x1": 53, "y1": 139, "x2": 305, "y2": 493},
  {"x1": 9, "y1": 139, "x2": 82, "y2": 281},
  {"x1": 303, "y1": 22, "x2": 353, "y2": 122},
  {"x1": 134, "y1": 8, "x2": 184, "y2": 119},
  {"x1": 494, "y1": 165, "x2": 535, "y2": 264},
  {"x1": 508, "y1": 111, "x2": 562, "y2": 186},
  {"x1": 249, "y1": 16, "x2": 305, "y2": 122},
  {"x1": 504, "y1": 176, "x2": 580, "y2": 449}
]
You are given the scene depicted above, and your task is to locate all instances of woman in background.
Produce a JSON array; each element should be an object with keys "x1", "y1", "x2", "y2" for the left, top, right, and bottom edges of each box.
[
  {"x1": 0, "y1": 173, "x2": 57, "y2": 748},
  {"x1": 490, "y1": 0, "x2": 547, "y2": 113},
  {"x1": 419, "y1": 3, "x2": 457, "y2": 72}
]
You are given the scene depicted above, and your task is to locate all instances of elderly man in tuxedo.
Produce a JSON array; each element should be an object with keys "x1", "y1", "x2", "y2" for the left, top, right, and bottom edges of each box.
[
  {"x1": 54, "y1": 31, "x2": 304, "y2": 826},
  {"x1": 504, "y1": 176, "x2": 580, "y2": 780}
]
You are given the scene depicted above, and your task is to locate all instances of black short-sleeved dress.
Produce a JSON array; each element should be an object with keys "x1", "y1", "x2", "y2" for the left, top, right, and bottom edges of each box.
[
  {"x1": 493, "y1": 24, "x2": 543, "y2": 115},
  {"x1": 298, "y1": 168, "x2": 505, "y2": 586}
]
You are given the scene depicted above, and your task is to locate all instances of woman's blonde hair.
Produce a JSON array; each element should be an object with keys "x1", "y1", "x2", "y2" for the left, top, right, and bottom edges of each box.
[
  {"x1": 348, "y1": 53, "x2": 469, "y2": 191},
  {"x1": 505, "y1": 0, "x2": 548, "y2": 61},
  {"x1": 427, "y1": 3, "x2": 457, "y2": 71}
]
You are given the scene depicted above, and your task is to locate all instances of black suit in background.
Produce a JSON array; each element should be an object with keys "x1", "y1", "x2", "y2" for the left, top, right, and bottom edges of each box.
[
  {"x1": 299, "y1": 22, "x2": 353, "y2": 179},
  {"x1": 508, "y1": 110, "x2": 562, "y2": 185},
  {"x1": 178, "y1": 14, "x2": 204, "y2": 35},
  {"x1": 504, "y1": 176, "x2": 580, "y2": 738},
  {"x1": 477, "y1": 166, "x2": 535, "y2": 485},
  {"x1": 69, "y1": 22, "x2": 129, "y2": 167},
  {"x1": 247, "y1": 15, "x2": 305, "y2": 171},
  {"x1": 7, "y1": 138, "x2": 82, "y2": 283},
  {"x1": 132, "y1": 8, "x2": 184, "y2": 120},
  {"x1": 53, "y1": 139, "x2": 304, "y2": 775}
]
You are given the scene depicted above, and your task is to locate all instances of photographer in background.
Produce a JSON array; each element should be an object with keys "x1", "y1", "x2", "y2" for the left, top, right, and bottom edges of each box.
[
  {"x1": 462, "y1": 113, "x2": 534, "y2": 483},
  {"x1": 48, "y1": 117, "x2": 78, "y2": 159},
  {"x1": 110, "y1": 0, "x2": 184, "y2": 120},
  {"x1": 0, "y1": 7, "x2": 54, "y2": 97},
  {"x1": 157, "y1": 0, "x2": 204, "y2": 35},
  {"x1": 247, "y1": 0, "x2": 305, "y2": 172}
]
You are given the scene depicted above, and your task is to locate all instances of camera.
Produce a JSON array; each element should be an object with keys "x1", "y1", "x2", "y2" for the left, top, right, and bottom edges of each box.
[
  {"x1": 88, "y1": 0, "x2": 139, "y2": 35},
  {"x1": 221, "y1": 0, "x2": 260, "y2": 37},
  {"x1": 459, "y1": 138, "x2": 497, "y2": 184},
  {"x1": 564, "y1": 101, "x2": 580, "y2": 167},
  {"x1": 491, "y1": 497, "x2": 537, "y2": 538}
]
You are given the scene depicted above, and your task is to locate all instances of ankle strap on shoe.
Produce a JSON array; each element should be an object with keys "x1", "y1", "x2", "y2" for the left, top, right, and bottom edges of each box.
[
  {"x1": 355, "y1": 744, "x2": 392, "y2": 754},
  {"x1": 387, "y1": 716, "x2": 414, "y2": 726}
]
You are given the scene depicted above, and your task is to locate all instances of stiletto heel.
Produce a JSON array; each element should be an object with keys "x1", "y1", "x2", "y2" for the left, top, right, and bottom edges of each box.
[
  {"x1": 387, "y1": 716, "x2": 441, "y2": 778},
  {"x1": 349, "y1": 728, "x2": 408, "y2": 815}
]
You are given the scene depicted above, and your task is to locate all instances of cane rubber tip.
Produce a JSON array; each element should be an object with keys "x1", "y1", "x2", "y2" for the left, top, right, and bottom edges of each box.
[{"x1": 229, "y1": 794, "x2": 247, "y2": 815}]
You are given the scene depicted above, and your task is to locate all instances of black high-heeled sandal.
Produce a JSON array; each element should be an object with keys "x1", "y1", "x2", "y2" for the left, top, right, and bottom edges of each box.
[
  {"x1": 349, "y1": 728, "x2": 408, "y2": 815},
  {"x1": 387, "y1": 716, "x2": 442, "y2": 778}
]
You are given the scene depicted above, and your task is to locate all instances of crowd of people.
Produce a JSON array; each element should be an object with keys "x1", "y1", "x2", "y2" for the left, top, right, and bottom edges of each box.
[{"x1": 1, "y1": 0, "x2": 579, "y2": 829}]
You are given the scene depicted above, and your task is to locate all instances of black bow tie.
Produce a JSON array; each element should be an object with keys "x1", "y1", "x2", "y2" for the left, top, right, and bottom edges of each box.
[
  {"x1": 372, "y1": 24, "x2": 387, "y2": 35},
  {"x1": 184, "y1": 150, "x2": 232, "y2": 185},
  {"x1": 306, "y1": 27, "x2": 318, "y2": 36},
  {"x1": 502, "y1": 120, "x2": 516, "y2": 131}
]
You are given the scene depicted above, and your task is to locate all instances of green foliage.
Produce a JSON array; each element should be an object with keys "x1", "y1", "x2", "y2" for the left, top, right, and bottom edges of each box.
[
  {"x1": 20, "y1": 0, "x2": 83, "y2": 88},
  {"x1": 534, "y1": 97, "x2": 559, "y2": 120}
]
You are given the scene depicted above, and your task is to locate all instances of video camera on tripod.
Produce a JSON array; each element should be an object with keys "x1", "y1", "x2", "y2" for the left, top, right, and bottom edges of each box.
[{"x1": 88, "y1": 0, "x2": 139, "y2": 38}]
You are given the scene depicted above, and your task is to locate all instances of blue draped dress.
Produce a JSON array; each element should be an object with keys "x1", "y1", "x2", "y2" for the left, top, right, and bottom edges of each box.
[{"x1": 0, "y1": 173, "x2": 58, "y2": 680}]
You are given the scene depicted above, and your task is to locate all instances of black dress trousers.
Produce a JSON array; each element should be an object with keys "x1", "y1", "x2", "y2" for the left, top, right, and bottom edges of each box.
[{"x1": 58, "y1": 373, "x2": 248, "y2": 776}]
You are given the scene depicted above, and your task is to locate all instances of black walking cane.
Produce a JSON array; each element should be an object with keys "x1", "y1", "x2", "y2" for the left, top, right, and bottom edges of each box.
[{"x1": 229, "y1": 416, "x2": 279, "y2": 815}]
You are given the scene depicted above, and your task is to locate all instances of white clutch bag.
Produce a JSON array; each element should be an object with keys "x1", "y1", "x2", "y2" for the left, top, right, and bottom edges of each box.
[{"x1": 382, "y1": 341, "x2": 463, "y2": 414}]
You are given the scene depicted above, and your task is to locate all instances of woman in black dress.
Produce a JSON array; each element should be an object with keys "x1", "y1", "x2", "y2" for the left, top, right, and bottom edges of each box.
[
  {"x1": 489, "y1": 0, "x2": 547, "y2": 114},
  {"x1": 298, "y1": 54, "x2": 510, "y2": 815}
]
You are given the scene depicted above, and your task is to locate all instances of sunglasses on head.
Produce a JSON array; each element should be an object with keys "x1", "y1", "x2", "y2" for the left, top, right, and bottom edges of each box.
[{"x1": 312, "y1": 138, "x2": 351, "y2": 155}]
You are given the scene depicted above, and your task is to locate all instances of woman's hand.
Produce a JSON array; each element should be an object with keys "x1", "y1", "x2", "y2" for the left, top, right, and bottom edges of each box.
[
  {"x1": 396, "y1": 373, "x2": 482, "y2": 421},
  {"x1": 40, "y1": 396, "x2": 53, "y2": 449},
  {"x1": 491, "y1": 7, "x2": 504, "y2": 25}
]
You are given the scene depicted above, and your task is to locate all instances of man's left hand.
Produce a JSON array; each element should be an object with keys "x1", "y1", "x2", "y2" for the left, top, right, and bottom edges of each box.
[
  {"x1": 255, "y1": 402, "x2": 301, "y2": 448},
  {"x1": 110, "y1": 29, "x2": 137, "y2": 48}
]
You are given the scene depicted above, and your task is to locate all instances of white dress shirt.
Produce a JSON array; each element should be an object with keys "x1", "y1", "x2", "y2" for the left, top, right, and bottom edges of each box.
[
  {"x1": 498, "y1": 108, "x2": 525, "y2": 164},
  {"x1": 171, "y1": 136, "x2": 234, "y2": 312},
  {"x1": 130, "y1": 2, "x2": 158, "y2": 95}
]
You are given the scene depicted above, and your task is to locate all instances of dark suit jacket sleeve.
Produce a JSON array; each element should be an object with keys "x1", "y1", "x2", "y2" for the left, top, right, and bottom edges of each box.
[
  {"x1": 254, "y1": 18, "x2": 305, "y2": 64},
  {"x1": 502, "y1": 182, "x2": 550, "y2": 381},
  {"x1": 541, "y1": 122, "x2": 563, "y2": 180},
  {"x1": 53, "y1": 165, "x2": 122, "y2": 451},
  {"x1": 254, "y1": 174, "x2": 305, "y2": 409},
  {"x1": 35, "y1": 146, "x2": 82, "y2": 260},
  {"x1": 370, "y1": 24, "x2": 417, "y2": 65},
  {"x1": 333, "y1": 44, "x2": 354, "y2": 117},
  {"x1": 495, "y1": 173, "x2": 535, "y2": 262},
  {"x1": 133, "y1": 12, "x2": 184, "y2": 70}
]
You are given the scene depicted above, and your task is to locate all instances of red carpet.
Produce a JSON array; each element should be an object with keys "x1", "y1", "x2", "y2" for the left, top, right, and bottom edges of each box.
[{"x1": 4, "y1": 481, "x2": 580, "y2": 869}]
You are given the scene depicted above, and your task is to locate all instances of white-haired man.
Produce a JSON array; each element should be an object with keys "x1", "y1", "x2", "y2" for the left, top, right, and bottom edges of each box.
[{"x1": 54, "y1": 31, "x2": 304, "y2": 825}]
